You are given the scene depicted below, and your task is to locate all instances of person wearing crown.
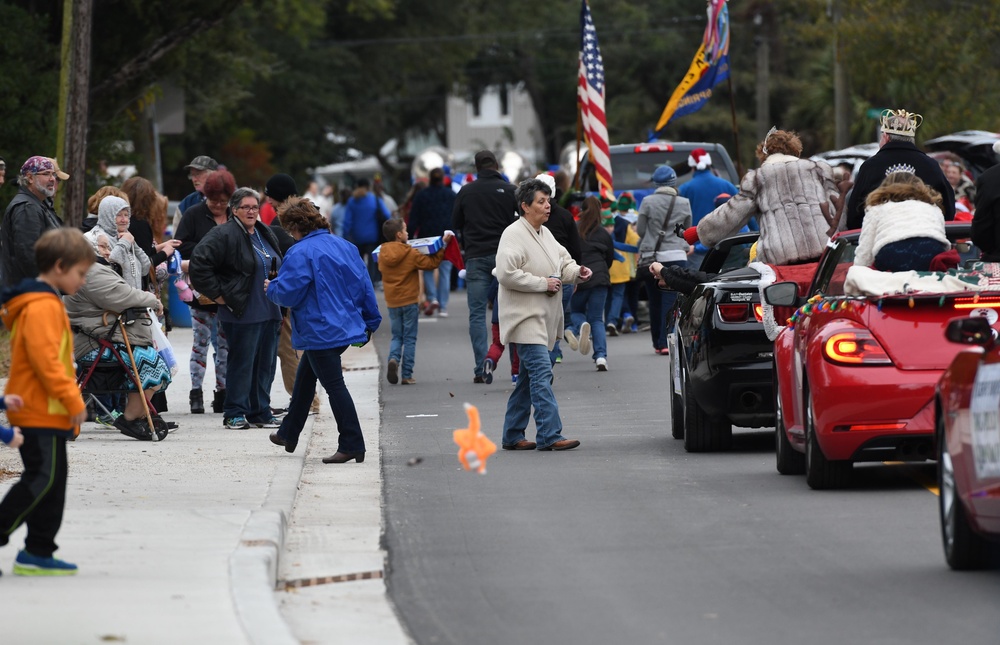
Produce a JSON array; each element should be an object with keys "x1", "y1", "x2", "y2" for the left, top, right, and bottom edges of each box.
[{"x1": 846, "y1": 109, "x2": 955, "y2": 230}]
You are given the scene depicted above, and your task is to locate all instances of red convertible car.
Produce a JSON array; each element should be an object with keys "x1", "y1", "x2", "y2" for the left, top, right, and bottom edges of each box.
[
  {"x1": 935, "y1": 316, "x2": 1000, "y2": 569},
  {"x1": 765, "y1": 223, "x2": 990, "y2": 490}
]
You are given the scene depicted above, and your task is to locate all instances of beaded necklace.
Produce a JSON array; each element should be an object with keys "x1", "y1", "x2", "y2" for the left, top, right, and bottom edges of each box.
[{"x1": 249, "y1": 229, "x2": 272, "y2": 278}]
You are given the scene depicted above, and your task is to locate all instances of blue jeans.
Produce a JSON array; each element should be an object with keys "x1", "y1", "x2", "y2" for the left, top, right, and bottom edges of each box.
[
  {"x1": 568, "y1": 286, "x2": 608, "y2": 359},
  {"x1": 423, "y1": 260, "x2": 452, "y2": 312},
  {"x1": 502, "y1": 343, "x2": 566, "y2": 449},
  {"x1": 642, "y1": 260, "x2": 686, "y2": 350},
  {"x1": 605, "y1": 283, "x2": 626, "y2": 325},
  {"x1": 275, "y1": 347, "x2": 365, "y2": 454},
  {"x1": 465, "y1": 255, "x2": 495, "y2": 378},
  {"x1": 221, "y1": 319, "x2": 280, "y2": 420},
  {"x1": 388, "y1": 304, "x2": 419, "y2": 379}
]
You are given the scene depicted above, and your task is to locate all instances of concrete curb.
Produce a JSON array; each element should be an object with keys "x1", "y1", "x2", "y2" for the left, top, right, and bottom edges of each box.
[{"x1": 229, "y1": 418, "x2": 314, "y2": 645}]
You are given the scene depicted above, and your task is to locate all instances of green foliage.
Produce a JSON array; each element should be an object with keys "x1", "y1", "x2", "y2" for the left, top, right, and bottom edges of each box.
[
  {"x1": 4, "y1": 0, "x2": 1000, "y2": 208},
  {"x1": 0, "y1": 3, "x2": 60, "y2": 204}
]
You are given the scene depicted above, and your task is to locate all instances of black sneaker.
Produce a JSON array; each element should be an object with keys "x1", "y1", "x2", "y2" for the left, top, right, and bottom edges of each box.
[{"x1": 114, "y1": 415, "x2": 153, "y2": 441}]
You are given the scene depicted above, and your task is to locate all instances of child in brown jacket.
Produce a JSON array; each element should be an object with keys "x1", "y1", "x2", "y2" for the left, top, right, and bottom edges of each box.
[{"x1": 377, "y1": 218, "x2": 453, "y2": 384}]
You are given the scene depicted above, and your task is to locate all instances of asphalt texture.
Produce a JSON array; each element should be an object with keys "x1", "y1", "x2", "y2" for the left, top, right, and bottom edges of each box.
[{"x1": 381, "y1": 291, "x2": 1000, "y2": 645}]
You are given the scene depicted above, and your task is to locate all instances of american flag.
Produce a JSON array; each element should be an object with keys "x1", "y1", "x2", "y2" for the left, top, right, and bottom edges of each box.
[{"x1": 578, "y1": 0, "x2": 614, "y2": 200}]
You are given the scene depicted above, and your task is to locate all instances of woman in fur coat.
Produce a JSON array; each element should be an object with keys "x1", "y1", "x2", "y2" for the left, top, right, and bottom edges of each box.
[{"x1": 695, "y1": 129, "x2": 838, "y2": 266}]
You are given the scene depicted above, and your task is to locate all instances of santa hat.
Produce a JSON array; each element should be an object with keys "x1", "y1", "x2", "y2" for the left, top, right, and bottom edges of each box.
[
  {"x1": 688, "y1": 148, "x2": 712, "y2": 170},
  {"x1": 442, "y1": 232, "x2": 466, "y2": 278}
]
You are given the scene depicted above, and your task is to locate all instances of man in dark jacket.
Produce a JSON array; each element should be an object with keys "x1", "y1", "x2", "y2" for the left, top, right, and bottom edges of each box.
[
  {"x1": 972, "y1": 141, "x2": 1000, "y2": 261},
  {"x1": 846, "y1": 109, "x2": 955, "y2": 230},
  {"x1": 452, "y1": 150, "x2": 518, "y2": 383},
  {"x1": 409, "y1": 167, "x2": 457, "y2": 316},
  {"x1": 1, "y1": 156, "x2": 66, "y2": 287}
]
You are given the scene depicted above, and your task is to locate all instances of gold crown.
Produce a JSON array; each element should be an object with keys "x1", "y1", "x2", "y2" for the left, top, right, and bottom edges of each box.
[{"x1": 880, "y1": 109, "x2": 922, "y2": 137}]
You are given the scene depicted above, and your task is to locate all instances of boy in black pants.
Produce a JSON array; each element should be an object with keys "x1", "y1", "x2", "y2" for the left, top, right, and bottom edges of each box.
[{"x1": 0, "y1": 228, "x2": 93, "y2": 576}]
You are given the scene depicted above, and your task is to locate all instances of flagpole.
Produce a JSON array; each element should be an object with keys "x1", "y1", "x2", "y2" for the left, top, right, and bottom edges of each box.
[
  {"x1": 727, "y1": 75, "x2": 744, "y2": 177},
  {"x1": 572, "y1": 103, "x2": 584, "y2": 191}
]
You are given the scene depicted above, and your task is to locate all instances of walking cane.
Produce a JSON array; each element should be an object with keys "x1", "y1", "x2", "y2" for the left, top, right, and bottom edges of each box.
[{"x1": 119, "y1": 312, "x2": 161, "y2": 442}]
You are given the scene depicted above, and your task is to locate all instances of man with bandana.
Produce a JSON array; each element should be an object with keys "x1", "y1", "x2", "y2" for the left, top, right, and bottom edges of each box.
[
  {"x1": 1, "y1": 156, "x2": 67, "y2": 287},
  {"x1": 846, "y1": 109, "x2": 955, "y2": 230}
]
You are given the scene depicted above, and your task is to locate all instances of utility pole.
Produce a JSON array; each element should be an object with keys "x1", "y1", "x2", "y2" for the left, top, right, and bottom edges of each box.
[
  {"x1": 754, "y1": 11, "x2": 770, "y2": 142},
  {"x1": 56, "y1": 0, "x2": 94, "y2": 227},
  {"x1": 831, "y1": 0, "x2": 850, "y2": 148}
]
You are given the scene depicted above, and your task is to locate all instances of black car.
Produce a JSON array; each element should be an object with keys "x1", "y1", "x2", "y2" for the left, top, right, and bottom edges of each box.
[{"x1": 667, "y1": 232, "x2": 775, "y2": 452}]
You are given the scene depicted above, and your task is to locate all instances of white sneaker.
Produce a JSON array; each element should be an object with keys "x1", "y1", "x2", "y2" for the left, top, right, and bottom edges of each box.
[
  {"x1": 438, "y1": 310, "x2": 448, "y2": 318},
  {"x1": 564, "y1": 329, "x2": 579, "y2": 351},
  {"x1": 578, "y1": 322, "x2": 592, "y2": 356},
  {"x1": 596, "y1": 357, "x2": 608, "y2": 372}
]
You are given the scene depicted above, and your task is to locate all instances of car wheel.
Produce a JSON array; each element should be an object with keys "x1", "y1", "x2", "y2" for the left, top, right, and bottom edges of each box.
[
  {"x1": 938, "y1": 408, "x2": 992, "y2": 570},
  {"x1": 669, "y1": 339, "x2": 684, "y2": 440},
  {"x1": 774, "y1": 365, "x2": 804, "y2": 475},
  {"x1": 804, "y1": 386, "x2": 852, "y2": 489},
  {"x1": 683, "y1": 370, "x2": 732, "y2": 453}
]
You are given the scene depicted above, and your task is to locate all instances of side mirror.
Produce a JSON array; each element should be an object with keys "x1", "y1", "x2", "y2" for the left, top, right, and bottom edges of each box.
[
  {"x1": 944, "y1": 316, "x2": 995, "y2": 346},
  {"x1": 763, "y1": 281, "x2": 800, "y2": 307}
]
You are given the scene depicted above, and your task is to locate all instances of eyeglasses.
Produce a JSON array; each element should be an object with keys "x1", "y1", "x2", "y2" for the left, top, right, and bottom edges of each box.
[
  {"x1": 206, "y1": 199, "x2": 228, "y2": 208},
  {"x1": 34, "y1": 171, "x2": 56, "y2": 178},
  {"x1": 235, "y1": 205, "x2": 260, "y2": 214}
]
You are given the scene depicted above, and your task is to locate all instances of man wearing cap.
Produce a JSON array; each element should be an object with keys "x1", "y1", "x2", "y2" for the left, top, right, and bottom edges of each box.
[
  {"x1": 1, "y1": 156, "x2": 67, "y2": 287},
  {"x1": 452, "y1": 150, "x2": 518, "y2": 383},
  {"x1": 638, "y1": 165, "x2": 693, "y2": 354},
  {"x1": 679, "y1": 148, "x2": 737, "y2": 268},
  {"x1": 172, "y1": 155, "x2": 220, "y2": 232},
  {"x1": 846, "y1": 109, "x2": 955, "y2": 230}
]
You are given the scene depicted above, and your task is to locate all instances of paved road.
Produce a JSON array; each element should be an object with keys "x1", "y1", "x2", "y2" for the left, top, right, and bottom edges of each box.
[{"x1": 380, "y1": 292, "x2": 1000, "y2": 645}]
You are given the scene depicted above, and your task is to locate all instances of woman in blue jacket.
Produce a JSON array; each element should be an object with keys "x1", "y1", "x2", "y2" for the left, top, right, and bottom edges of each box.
[{"x1": 265, "y1": 197, "x2": 382, "y2": 464}]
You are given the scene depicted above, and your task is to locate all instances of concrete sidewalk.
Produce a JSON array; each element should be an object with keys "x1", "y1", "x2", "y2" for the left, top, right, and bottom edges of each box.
[{"x1": 0, "y1": 327, "x2": 408, "y2": 644}]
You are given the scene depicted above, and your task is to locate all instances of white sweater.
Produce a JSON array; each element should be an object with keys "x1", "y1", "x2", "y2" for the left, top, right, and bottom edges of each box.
[
  {"x1": 854, "y1": 200, "x2": 948, "y2": 268},
  {"x1": 496, "y1": 217, "x2": 583, "y2": 349}
]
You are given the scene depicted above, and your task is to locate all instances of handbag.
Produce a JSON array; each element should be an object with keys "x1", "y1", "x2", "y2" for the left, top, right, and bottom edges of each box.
[{"x1": 637, "y1": 195, "x2": 677, "y2": 276}]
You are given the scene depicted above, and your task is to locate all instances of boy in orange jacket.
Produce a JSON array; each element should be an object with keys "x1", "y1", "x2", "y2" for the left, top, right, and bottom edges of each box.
[
  {"x1": 0, "y1": 228, "x2": 93, "y2": 576},
  {"x1": 377, "y1": 218, "x2": 452, "y2": 384}
]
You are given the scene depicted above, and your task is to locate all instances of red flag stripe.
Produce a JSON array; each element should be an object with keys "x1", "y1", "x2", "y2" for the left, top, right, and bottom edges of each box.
[{"x1": 578, "y1": 0, "x2": 614, "y2": 200}]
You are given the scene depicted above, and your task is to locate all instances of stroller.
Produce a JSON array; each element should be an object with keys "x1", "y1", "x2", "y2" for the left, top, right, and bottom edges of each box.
[{"x1": 75, "y1": 308, "x2": 169, "y2": 441}]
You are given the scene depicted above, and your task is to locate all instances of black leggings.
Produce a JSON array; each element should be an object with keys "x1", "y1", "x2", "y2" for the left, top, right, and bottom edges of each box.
[{"x1": 0, "y1": 431, "x2": 68, "y2": 557}]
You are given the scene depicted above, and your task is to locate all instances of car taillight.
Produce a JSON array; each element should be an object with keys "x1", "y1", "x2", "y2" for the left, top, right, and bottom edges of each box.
[
  {"x1": 752, "y1": 304, "x2": 764, "y2": 322},
  {"x1": 823, "y1": 331, "x2": 892, "y2": 365},
  {"x1": 718, "y1": 303, "x2": 749, "y2": 323},
  {"x1": 954, "y1": 296, "x2": 1000, "y2": 309}
]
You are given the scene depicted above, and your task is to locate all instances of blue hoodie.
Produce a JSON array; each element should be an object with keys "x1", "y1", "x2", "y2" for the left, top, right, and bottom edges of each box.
[{"x1": 265, "y1": 229, "x2": 382, "y2": 350}]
